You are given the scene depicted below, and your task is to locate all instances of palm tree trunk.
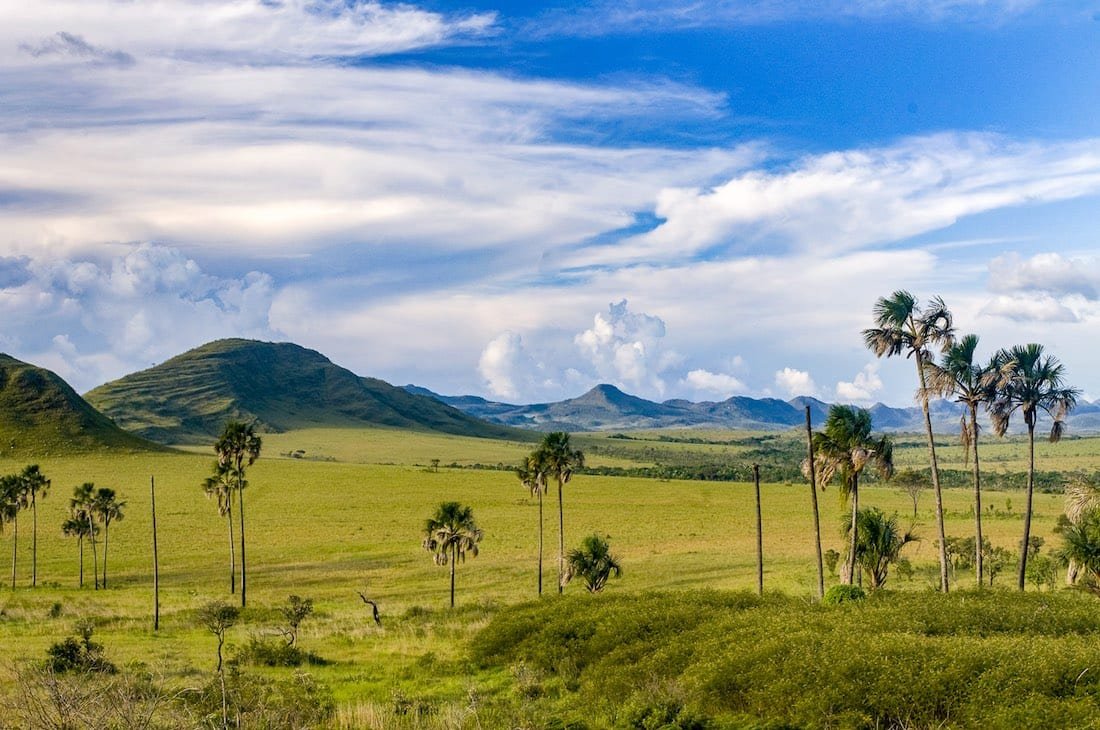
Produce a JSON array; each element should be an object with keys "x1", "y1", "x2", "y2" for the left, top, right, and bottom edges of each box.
[
  {"x1": 847, "y1": 477, "x2": 859, "y2": 585},
  {"x1": 1018, "y1": 422, "x2": 1036, "y2": 591},
  {"x1": 78, "y1": 536, "x2": 84, "y2": 588},
  {"x1": 805, "y1": 407, "x2": 824, "y2": 600},
  {"x1": 970, "y1": 405, "x2": 984, "y2": 587},
  {"x1": 89, "y1": 513, "x2": 99, "y2": 590},
  {"x1": 916, "y1": 353, "x2": 950, "y2": 593},
  {"x1": 238, "y1": 481, "x2": 247, "y2": 608},
  {"x1": 537, "y1": 489, "x2": 544, "y2": 596},
  {"x1": 450, "y1": 543, "x2": 456, "y2": 609},
  {"x1": 557, "y1": 478, "x2": 565, "y2": 595},
  {"x1": 10, "y1": 513, "x2": 16, "y2": 590},
  {"x1": 227, "y1": 502, "x2": 236, "y2": 595},
  {"x1": 753, "y1": 464, "x2": 763, "y2": 597},
  {"x1": 31, "y1": 491, "x2": 37, "y2": 588},
  {"x1": 102, "y1": 520, "x2": 109, "y2": 589}
]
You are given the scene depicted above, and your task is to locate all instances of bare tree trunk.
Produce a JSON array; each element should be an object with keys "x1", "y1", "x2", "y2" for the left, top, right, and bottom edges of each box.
[
  {"x1": 238, "y1": 478, "x2": 246, "y2": 608},
  {"x1": 916, "y1": 352, "x2": 950, "y2": 593},
  {"x1": 227, "y1": 501, "x2": 236, "y2": 595},
  {"x1": 557, "y1": 478, "x2": 565, "y2": 595},
  {"x1": 31, "y1": 491, "x2": 37, "y2": 588},
  {"x1": 89, "y1": 513, "x2": 99, "y2": 590},
  {"x1": 10, "y1": 513, "x2": 16, "y2": 590},
  {"x1": 151, "y1": 475, "x2": 160, "y2": 631},
  {"x1": 102, "y1": 520, "x2": 109, "y2": 589},
  {"x1": 970, "y1": 405, "x2": 984, "y2": 587},
  {"x1": 1018, "y1": 422, "x2": 1036, "y2": 591},
  {"x1": 805, "y1": 407, "x2": 824, "y2": 600},
  {"x1": 449, "y1": 544, "x2": 456, "y2": 608},
  {"x1": 753, "y1": 464, "x2": 763, "y2": 597},
  {"x1": 846, "y1": 476, "x2": 859, "y2": 585},
  {"x1": 537, "y1": 489, "x2": 543, "y2": 596},
  {"x1": 78, "y1": 536, "x2": 84, "y2": 588}
]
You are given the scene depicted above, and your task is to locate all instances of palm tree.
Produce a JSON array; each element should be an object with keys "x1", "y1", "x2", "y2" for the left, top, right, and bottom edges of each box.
[
  {"x1": 517, "y1": 452, "x2": 548, "y2": 595},
  {"x1": 422, "y1": 501, "x2": 483, "y2": 608},
  {"x1": 71, "y1": 483, "x2": 99, "y2": 589},
  {"x1": 203, "y1": 461, "x2": 238, "y2": 594},
  {"x1": 925, "y1": 334, "x2": 996, "y2": 587},
  {"x1": 61, "y1": 512, "x2": 96, "y2": 588},
  {"x1": 0, "y1": 474, "x2": 22, "y2": 590},
  {"x1": 564, "y1": 534, "x2": 622, "y2": 592},
  {"x1": 20, "y1": 465, "x2": 49, "y2": 588},
  {"x1": 808, "y1": 405, "x2": 894, "y2": 585},
  {"x1": 1057, "y1": 508, "x2": 1100, "y2": 594},
  {"x1": 214, "y1": 421, "x2": 261, "y2": 607},
  {"x1": 864, "y1": 291, "x2": 953, "y2": 593},
  {"x1": 91, "y1": 488, "x2": 125, "y2": 588},
  {"x1": 989, "y1": 343, "x2": 1078, "y2": 591},
  {"x1": 844, "y1": 507, "x2": 917, "y2": 589},
  {"x1": 535, "y1": 432, "x2": 585, "y2": 594}
]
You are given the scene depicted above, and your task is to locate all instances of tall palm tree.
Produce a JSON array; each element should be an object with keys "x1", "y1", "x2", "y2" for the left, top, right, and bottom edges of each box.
[
  {"x1": 988, "y1": 343, "x2": 1078, "y2": 591},
  {"x1": 925, "y1": 334, "x2": 996, "y2": 587},
  {"x1": 863, "y1": 290, "x2": 954, "y2": 592},
  {"x1": 517, "y1": 452, "x2": 548, "y2": 595},
  {"x1": 91, "y1": 488, "x2": 125, "y2": 588},
  {"x1": 61, "y1": 512, "x2": 96, "y2": 588},
  {"x1": 809, "y1": 405, "x2": 894, "y2": 585},
  {"x1": 0, "y1": 474, "x2": 22, "y2": 590},
  {"x1": 20, "y1": 465, "x2": 49, "y2": 588},
  {"x1": 564, "y1": 533, "x2": 622, "y2": 593},
  {"x1": 422, "y1": 501, "x2": 483, "y2": 608},
  {"x1": 535, "y1": 432, "x2": 584, "y2": 594},
  {"x1": 71, "y1": 483, "x2": 99, "y2": 589},
  {"x1": 214, "y1": 421, "x2": 261, "y2": 607},
  {"x1": 203, "y1": 461, "x2": 238, "y2": 594}
]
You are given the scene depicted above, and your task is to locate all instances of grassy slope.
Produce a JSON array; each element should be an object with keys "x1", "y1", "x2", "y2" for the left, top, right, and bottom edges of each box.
[
  {"x1": 0, "y1": 425, "x2": 1075, "y2": 724},
  {"x1": 0, "y1": 353, "x2": 162, "y2": 457},
  {"x1": 84, "y1": 338, "x2": 530, "y2": 444}
]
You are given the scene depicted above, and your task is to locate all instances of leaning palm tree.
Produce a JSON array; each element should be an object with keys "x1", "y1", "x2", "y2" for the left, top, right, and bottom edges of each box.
[
  {"x1": 71, "y1": 483, "x2": 99, "y2": 589},
  {"x1": 203, "y1": 461, "x2": 238, "y2": 594},
  {"x1": 989, "y1": 343, "x2": 1078, "y2": 591},
  {"x1": 535, "y1": 432, "x2": 585, "y2": 594},
  {"x1": 20, "y1": 465, "x2": 49, "y2": 588},
  {"x1": 808, "y1": 405, "x2": 894, "y2": 585},
  {"x1": 564, "y1": 534, "x2": 622, "y2": 593},
  {"x1": 517, "y1": 452, "x2": 549, "y2": 595},
  {"x1": 91, "y1": 487, "x2": 125, "y2": 588},
  {"x1": 925, "y1": 334, "x2": 996, "y2": 587},
  {"x1": 214, "y1": 421, "x2": 262, "y2": 607},
  {"x1": 422, "y1": 501, "x2": 483, "y2": 608},
  {"x1": 844, "y1": 507, "x2": 917, "y2": 589},
  {"x1": 864, "y1": 290, "x2": 954, "y2": 593}
]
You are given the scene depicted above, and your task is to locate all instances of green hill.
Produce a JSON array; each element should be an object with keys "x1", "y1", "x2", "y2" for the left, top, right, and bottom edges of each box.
[
  {"x1": 0, "y1": 354, "x2": 163, "y2": 456},
  {"x1": 84, "y1": 338, "x2": 531, "y2": 444}
]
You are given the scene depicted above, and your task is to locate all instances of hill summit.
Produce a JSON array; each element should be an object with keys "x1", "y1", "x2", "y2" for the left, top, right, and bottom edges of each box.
[
  {"x1": 0, "y1": 354, "x2": 161, "y2": 455},
  {"x1": 84, "y1": 339, "x2": 525, "y2": 444}
]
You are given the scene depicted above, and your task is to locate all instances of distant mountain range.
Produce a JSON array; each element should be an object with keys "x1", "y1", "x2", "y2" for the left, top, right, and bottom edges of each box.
[
  {"x1": 84, "y1": 339, "x2": 530, "y2": 444},
  {"x1": 404, "y1": 383, "x2": 1100, "y2": 434}
]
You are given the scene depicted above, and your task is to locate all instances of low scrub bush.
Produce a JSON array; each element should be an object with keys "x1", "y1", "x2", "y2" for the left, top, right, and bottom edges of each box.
[
  {"x1": 822, "y1": 584, "x2": 866, "y2": 605},
  {"x1": 237, "y1": 636, "x2": 327, "y2": 667}
]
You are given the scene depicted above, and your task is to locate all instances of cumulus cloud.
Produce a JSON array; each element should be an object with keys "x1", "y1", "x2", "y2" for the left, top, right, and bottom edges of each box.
[
  {"x1": 574, "y1": 300, "x2": 675, "y2": 396},
  {"x1": 478, "y1": 332, "x2": 538, "y2": 400},
  {"x1": 835, "y1": 362, "x2": 884, "y2": 403},
  {"x1": 988, "y1": 252, "x2": 1100, "y2": 300},
  {"x1": 775, "y1": 367, "x2": 818, "y2": 398},
  {"x1": 682, "y1": 369, "x2": 748, "y2": 398},
  {"x1": 980, "y1": 294, "x2": 1080, "y2": 323}
]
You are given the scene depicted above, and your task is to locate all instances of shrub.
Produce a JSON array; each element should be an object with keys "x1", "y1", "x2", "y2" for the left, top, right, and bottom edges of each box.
[
  {"x1": 45, "y1": 620, "x2": 115, "y2": 674},
  {"x1": 822, "y1": 584, "x2": 866, "y2": 605},
  {"x1": 237, "y1": 636, "x2": 327, "y2": 667}
]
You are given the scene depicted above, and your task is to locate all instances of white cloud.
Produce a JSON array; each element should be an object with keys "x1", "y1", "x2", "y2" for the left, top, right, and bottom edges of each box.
[
  {"x1": 835, "y1": 362, "x2": 884, "y2": 403},
  {"x1": 775, "y1": 367, "x2": 818, "y2": 398},
  {"x1": 988, "y1": 252, "x2": 1100, "y2": 300},
  {"x1": 682, "y1": 369, "x2": 748, "y2": 398},
  {"x1": 980, "y1": 294, "x2": 1080, "y2": 323},
  {"x1": 574, "y1": 300, "x2": 673, "y2": 396},
  {"x1": 478, "y1": 332, "x2": 534, "y2": 400}
]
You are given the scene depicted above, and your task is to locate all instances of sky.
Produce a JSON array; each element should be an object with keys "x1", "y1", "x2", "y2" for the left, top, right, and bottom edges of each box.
[{"x1": 2, "y1": 0, "x2": 1100, "y2": 408}]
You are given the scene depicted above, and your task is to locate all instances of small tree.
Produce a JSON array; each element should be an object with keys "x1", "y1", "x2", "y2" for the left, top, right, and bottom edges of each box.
[
  {"x1": 893, "y1": 469, "x2": 926, "y2": 519},
  {"x1": 91, "y1": 488, "x2": 125, "y2": 589},
  {"x1": 564, "y1": 534, "x2": 622, "y2": 593},
  {"x1": 214, "y1": 421, "x2": 262, "y2": 608},
  {"x1": 197, "y1": 600, "x2": 239, "y2": 673},
  {"x1": 1058, "y1": 508, "x2": 1100, "y2": 594},
  {"x1": 844, "y1": 508, "x2": 916, "y2": 589},
  {"x1": 279, "y1": 595, "x2": 314, "y2": 648},
  {"x1": 422, "y1": 502, "x2": 483, "y2": 608}
]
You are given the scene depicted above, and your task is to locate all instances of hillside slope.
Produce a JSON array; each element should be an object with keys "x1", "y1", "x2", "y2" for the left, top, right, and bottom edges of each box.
[
  {"x1": 0, "y1": 354, "x2": 162, "y2": 455},
  {"x1": 85, "y1": 339, "x2": 528, "y2": 444}
]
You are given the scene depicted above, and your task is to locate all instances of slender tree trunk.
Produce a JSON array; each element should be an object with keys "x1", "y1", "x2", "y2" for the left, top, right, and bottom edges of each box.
[
  {"x1": 537, "y1": 489, "x2": 543, "y2": 596},
  {"x1": 78, "y1": 536, "x2": 84, "y2": 588},
  {"x1": 847, "y1": 476, "x2": 859, "y2": 585},
  {"x1": 449, "y1": 543, "x2": 456, "y2": 609},
  {"x1": 31, "y1": 491, "x2": 37, "y2": 588},
  {"x1": 102, "y1": 520, "x2": 109, "y2": 589},
  {"x1": 151, "y1": 475, "x2": 160, "y2": 632},
  {"x1": 89, "y1": 513, "x2": 99, "y2": 590},
  {"x1": 753, "y1": 464, "x2": 763, "y2": 597},
  {"x1": 238, "y1": 475, "x2": 247, "y2": 608},
  {"x1": 805, "y1": 407, "x2": 824, "y2": 600},
  {"x1": 916, "y1": 352, "x2": 950, "y2": 593},
  {"x1": 227, "y1": 501, "x2": 236, "y2": 595},
  {"x1": 970, "y1": 405, "x2": 984, "y2": 588},
  {"x1": 557, "y1": 478, "x2": 565, "y2": 595},
  {"x1": 10, "y1": 513, "x2": 17, "y2": 590},
  {"x1": 1018, "y1": 421, "x2": 1036, "y2": 591}
]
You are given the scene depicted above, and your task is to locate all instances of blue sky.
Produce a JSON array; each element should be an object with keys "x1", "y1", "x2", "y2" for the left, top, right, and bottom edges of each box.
[{"x1": 2, "y1": 0, "x2": 1100, "y2": 409}]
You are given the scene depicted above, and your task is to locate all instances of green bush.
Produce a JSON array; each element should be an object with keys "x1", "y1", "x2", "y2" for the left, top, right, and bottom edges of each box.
[
  {"x1": 45, "y1": 620, "x2": 116, "y2": 674},
  {"x1": 822, "y1": 584, "x2": 866, "y2": 605},
  {"x1": 237, "y1": 636, "x2": 327, "y2": 667}
]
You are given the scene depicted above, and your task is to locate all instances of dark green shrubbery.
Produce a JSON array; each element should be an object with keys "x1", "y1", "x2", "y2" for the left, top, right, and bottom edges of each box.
[
  {"x1": 45, "y1": 619, "x2": 116, "y2": 674},
  {"x1": 237, "y1": 636, "x2": 328, "y2": 667},
  {"x1": 822, "y1": 584, "x2": 866, "y2": 605},
  {"x1": 472, "y1": 590, "x2": 1100, "y2": 729}
]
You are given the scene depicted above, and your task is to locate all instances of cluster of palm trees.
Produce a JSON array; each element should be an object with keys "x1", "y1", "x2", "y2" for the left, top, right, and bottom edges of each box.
[
  {"x1": 202, "y1": 421, "x2": 262, "y2": 608},
  {"x1": 0, "y1": 464, "x2": 50, "y2": 589},
  {"x1": 63, "y1": 483, "x2": 125, "y2": 589},
  {"x1": 517, "y1": 432, "x2": 585, "y2": 595},
  {"x1": 862, "y1": 290, "x2": 1077, "y2": 592}
]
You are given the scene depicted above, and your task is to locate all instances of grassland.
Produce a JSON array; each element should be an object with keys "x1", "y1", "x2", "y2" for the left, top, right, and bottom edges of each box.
[{"x1": 0, "y1": 425, "x2": 1093, "y2": 727}]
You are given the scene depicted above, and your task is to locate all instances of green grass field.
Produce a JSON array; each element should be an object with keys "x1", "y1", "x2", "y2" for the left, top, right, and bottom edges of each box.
[{"x1": 0, "y1": 426, "x2": 1091, "y2": 727}]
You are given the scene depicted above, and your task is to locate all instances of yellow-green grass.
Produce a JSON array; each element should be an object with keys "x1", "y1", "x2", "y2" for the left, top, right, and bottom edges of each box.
[{"x1": 0, "y1": 426, "x2": 1084, "y2": 724}]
